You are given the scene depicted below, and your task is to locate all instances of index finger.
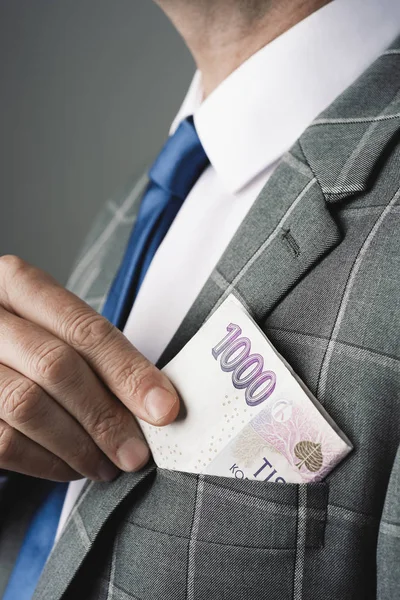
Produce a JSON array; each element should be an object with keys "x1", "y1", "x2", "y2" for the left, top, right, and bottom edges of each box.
[{"x1": 0, "y1": 256, "x2": 180, "y2": 426}]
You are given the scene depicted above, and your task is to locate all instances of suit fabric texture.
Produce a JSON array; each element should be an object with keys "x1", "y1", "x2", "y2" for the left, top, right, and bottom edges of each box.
[{"x1": 1, "y1": 37, "x2": 400, "y2": 600}]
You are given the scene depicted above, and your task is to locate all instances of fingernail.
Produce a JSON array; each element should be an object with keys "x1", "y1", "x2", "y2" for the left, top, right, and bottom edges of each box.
[
  {"x1": 145, "y1": 387, "x2": 178, "y2": 424},
  {"x1": 117, "y1": 438, "x2": 150, "y2": 472},
  {"x1": 97, "y1": 460, "x2": 120, "y2": 482}
]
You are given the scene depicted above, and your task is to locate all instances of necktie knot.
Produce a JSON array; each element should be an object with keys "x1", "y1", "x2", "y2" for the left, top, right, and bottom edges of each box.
[{"x1": 149, "y1": 116, "x2": 209, "y2": 200}]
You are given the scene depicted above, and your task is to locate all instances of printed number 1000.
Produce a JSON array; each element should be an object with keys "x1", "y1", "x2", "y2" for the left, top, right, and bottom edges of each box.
[{"x1": 212, "y1": 323, "x2": 276, "y2": 407}]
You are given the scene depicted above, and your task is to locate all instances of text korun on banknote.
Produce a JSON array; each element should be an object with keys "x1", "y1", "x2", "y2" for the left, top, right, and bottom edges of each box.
[{"x1": 139, "y1": 295, "x2": 353, "y2": 483}]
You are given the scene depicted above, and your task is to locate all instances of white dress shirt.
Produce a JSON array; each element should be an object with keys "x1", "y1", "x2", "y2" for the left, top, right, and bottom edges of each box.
[{"x1": 55, "y1": 0, "x2": 400, "y2": 543}]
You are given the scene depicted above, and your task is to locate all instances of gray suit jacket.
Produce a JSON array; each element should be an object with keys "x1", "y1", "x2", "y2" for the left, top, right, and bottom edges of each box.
[{"x1": 1, "y1": 36, "x2": 400, "y2": 600}]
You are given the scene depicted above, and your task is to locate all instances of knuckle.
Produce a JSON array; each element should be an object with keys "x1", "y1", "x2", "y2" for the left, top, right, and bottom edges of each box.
[
  {"x1": 0, "y1": 255, "x2": 27, "y2": 298},
  {"x1": 114, "y1": 360, "x2": 153, "y2": 400},
  {"x1": 89, "y1": 405, "x2": 126, "y2": 449},
  {"x1": 0, "y1": 421, "x2": 15, "y2": 463},
  {"x1": 66, "y1": 438, "x2": 97, "y2": 472},
  {"x1": 32, "y1": 342, "x2": 76, "y2": 385},
  {"x1": 0, "y1": 254, "x2": 26, "y2": 276},
  {"x1": 1, "y1": 378, "x2": 43, "y2": 425},
  {"x1": 66, "y1": 310, "x2": 114, "y2": 351}
]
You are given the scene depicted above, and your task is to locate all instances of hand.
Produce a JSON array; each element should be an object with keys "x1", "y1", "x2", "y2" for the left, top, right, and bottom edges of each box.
[{"x1": 0, "y1": 255, "x2": 180, "y2": 482}]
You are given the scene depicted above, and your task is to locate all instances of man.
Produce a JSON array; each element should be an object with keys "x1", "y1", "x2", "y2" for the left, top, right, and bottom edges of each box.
[{"x1": 0, "y1": 0, "x2": 399, "y2": 597}]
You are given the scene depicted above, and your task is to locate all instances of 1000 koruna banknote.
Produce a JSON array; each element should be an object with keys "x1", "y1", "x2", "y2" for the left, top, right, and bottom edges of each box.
[{"x1": 139, "y1": 295, "x2": 353, "y2": 483}]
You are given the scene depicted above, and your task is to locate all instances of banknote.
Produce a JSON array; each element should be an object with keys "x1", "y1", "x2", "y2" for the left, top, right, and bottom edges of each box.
[{"x1": 139, "y1": 295, "x2": 353, "y2": 483}]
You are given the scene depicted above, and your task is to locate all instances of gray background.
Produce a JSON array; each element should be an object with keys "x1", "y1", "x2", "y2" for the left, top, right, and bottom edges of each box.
[{"x1": 0, "y1": 1, "x2": 194, "y2": 284}]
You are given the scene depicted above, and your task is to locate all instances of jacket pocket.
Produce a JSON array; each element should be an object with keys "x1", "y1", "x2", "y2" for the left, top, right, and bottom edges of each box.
[
  {"x1": 119, "y1": 468, "x2": 329, "y2": 600},
  {"x1": 197, "y1": 472, "x2": 328, "y2": 550}
]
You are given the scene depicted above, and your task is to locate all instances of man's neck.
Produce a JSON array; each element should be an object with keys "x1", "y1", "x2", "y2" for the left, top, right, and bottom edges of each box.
[{"x1": 156, "y1": 0, "x2": 332, "y2": 98}]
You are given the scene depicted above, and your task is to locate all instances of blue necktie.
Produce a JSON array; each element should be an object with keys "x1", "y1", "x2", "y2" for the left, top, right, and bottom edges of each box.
[
  {"x1": 103, "y1": 116, "x2": 210, "y2": 331},
  {"x1": 3, "y1": 116, "x2": 209, "y2": 599}
]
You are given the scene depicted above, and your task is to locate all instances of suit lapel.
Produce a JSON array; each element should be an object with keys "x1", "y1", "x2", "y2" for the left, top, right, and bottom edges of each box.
[
  {"x1": 160, "y1": 35, "x2": 400, "y2": 366},
  {"x1": 33, "y1": 464, "x2": 156, "y2": 600},
  {"x1": 159, "y1": 146, "x2": 341, "y2": 367},
  {"x1": 35, "y1": 36, "x2": 400, "y2": 600}
]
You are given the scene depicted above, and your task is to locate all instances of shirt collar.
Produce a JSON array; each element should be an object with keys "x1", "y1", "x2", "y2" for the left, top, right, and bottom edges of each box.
[{"x1": 171, "y1": 0, "x2": 400, "y2": 194}]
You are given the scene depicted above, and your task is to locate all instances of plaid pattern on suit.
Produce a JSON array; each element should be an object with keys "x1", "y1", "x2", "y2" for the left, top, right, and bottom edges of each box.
[{"x1": 1, "y1": 37, "x2": 400, "y2": 600}]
